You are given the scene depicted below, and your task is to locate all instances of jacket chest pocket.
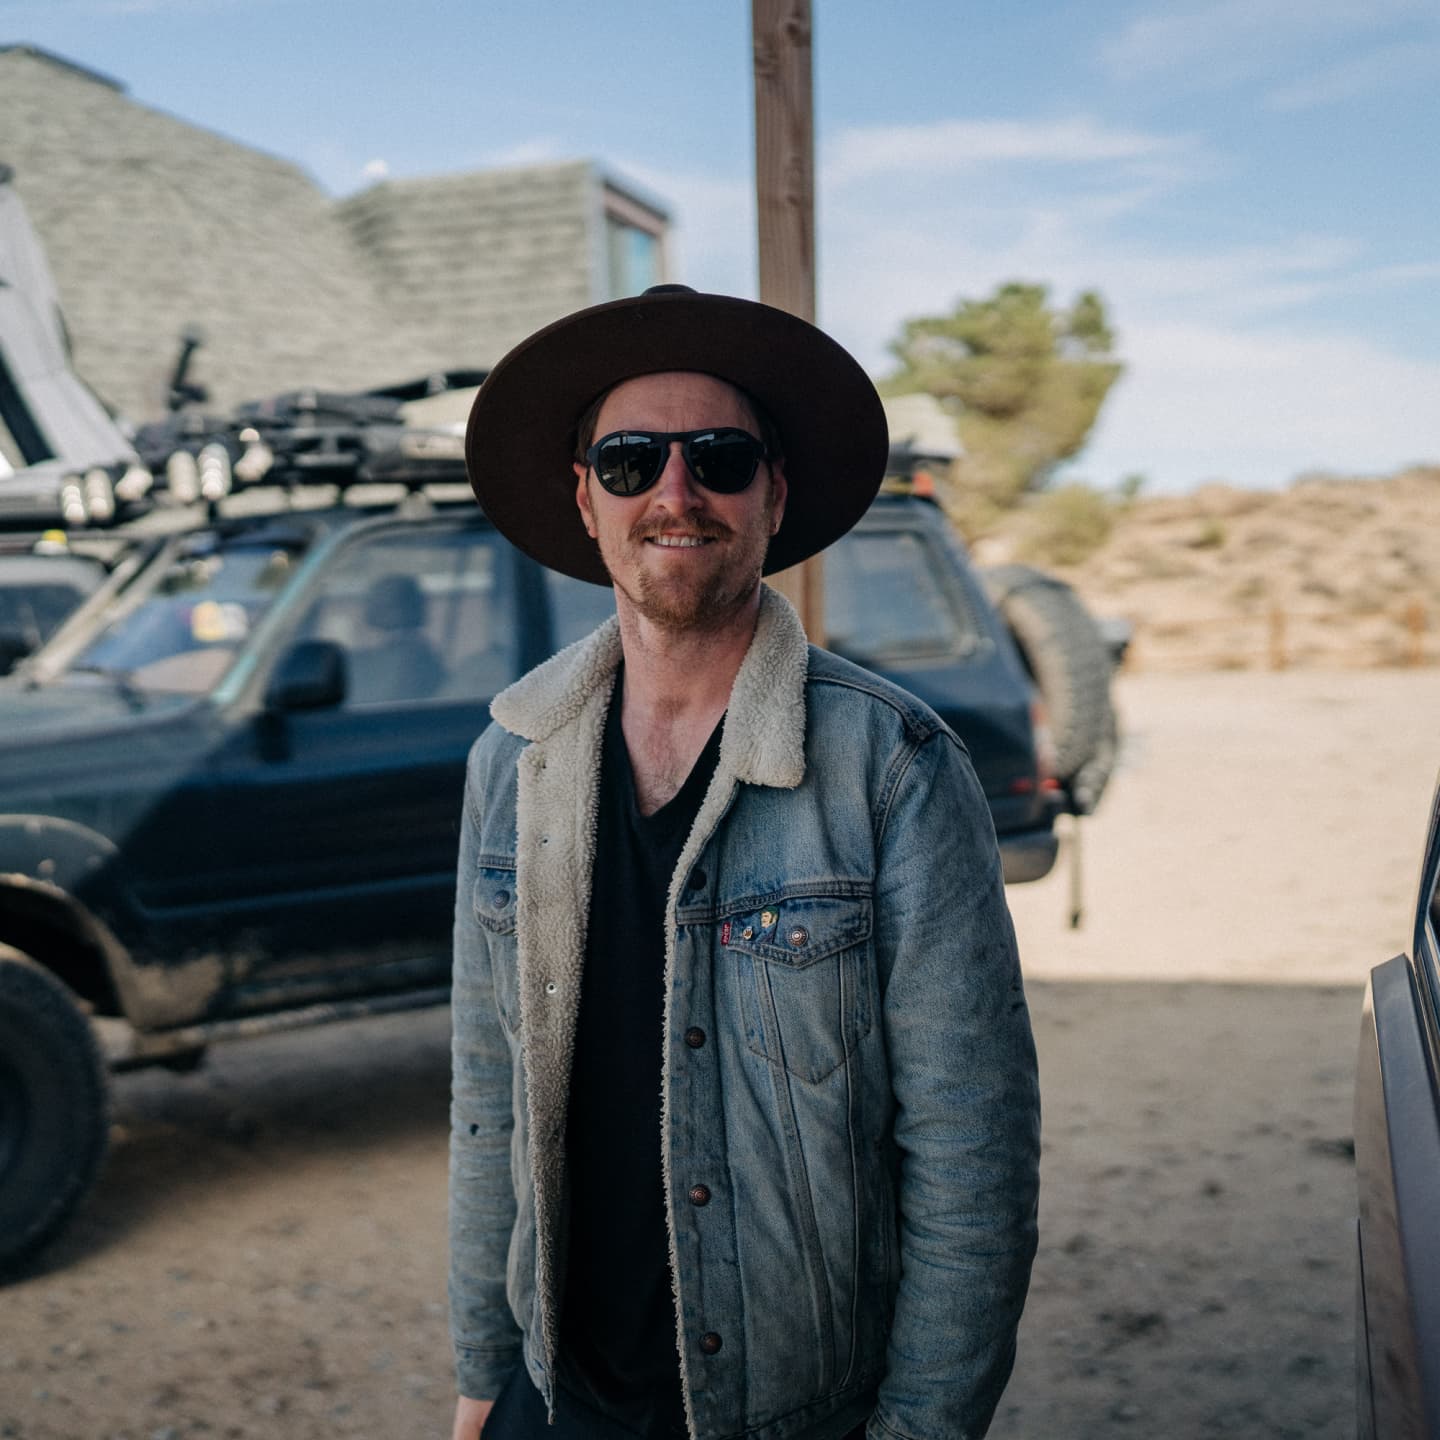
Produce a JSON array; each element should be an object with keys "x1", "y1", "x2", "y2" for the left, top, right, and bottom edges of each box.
[
  {"x1": 726, "y1": 893, "x2": 874, "y2": 1084},
  {"x1": 472, "y1": 865, "x2": 520, "y2": 1034}
]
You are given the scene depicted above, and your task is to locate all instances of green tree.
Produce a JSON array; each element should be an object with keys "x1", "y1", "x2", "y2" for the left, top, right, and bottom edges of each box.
[{"x1": 883, "y1": 283, "x2": 1122, "y2": 531}]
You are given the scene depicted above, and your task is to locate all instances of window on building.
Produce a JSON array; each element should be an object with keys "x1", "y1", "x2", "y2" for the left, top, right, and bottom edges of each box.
[{"x1": 606, "y1": 215, "x2": 661, "y2": 299}]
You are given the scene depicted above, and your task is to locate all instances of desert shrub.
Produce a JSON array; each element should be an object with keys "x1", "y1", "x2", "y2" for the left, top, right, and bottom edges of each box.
[
  {"x1": 1116, "y1": 472, "x2": 1147, "y2": 506},
  {"x1": 1186, "y1": 519, "x2": 1226, "y2": 549},
  {"x1": 1015, "y1": 483, "x2": 1116, "y2": 567}
]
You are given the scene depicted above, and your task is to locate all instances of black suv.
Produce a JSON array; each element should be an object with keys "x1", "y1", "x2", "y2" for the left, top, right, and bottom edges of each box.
[{"x1": 0, "y1": 418, "x2": 1084, "y2": 1273}]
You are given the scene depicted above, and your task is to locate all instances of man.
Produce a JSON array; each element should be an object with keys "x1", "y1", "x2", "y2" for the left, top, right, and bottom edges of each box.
[{"x1": 450, "y1": 286, "x2": 1040, "y2": 1440}]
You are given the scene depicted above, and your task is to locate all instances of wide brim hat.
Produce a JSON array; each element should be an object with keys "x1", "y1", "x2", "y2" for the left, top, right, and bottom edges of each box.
[{"x1": 465, "y1": 286, "x2": 889, "y2": 585}]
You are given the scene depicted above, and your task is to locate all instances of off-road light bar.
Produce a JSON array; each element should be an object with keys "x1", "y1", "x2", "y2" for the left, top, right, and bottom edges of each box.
[
  {"x1": 166, "y1": 450, "x2": 201, "y2": 505},
  {"x1": 115, "y1": 462, "x2": 154, "y2": 503},
  {"x1": 83, "y1": 468, "x2": 116, "y2": 524},
  {"x1": 198, "y1": 442, "x2": 232, "y2": 501}
]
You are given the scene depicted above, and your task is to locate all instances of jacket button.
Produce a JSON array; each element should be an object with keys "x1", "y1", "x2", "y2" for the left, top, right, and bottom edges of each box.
[
  {"x1": 787, "y1": 926, "x2": 809, "y2": 948},
  {"x1": 686, "y1": 868, "x2": 707, "y2": 892},
  {"x1": 493, "y1": 890, "x2": 510, "y2": 907},
  {"x1": 684, "y1": 1027, "x2": 706, "y2": 1049},
  {"x1": 688, "y1": 1184, "x2": 711, "y2": 1207},
  {"x1": 699, "y1": 1332, "x2": 723, "y2": 1355}
]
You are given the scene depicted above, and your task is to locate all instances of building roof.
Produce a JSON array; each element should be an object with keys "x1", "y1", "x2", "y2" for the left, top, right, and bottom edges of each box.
[
  {"x1": 1, "y1": 47, "x2": 673, "y2": 427},
  {"x1": 338, "y1": 160, "x2": 600, "y2": 373},
  {"x1": 1, "y1": 46, "x2": 451, "y2": 422}
]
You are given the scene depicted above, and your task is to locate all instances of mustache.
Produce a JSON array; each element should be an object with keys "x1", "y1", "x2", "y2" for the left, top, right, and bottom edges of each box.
[{"x1": 629, "y1": 517, "x2": 733, "y2": 544}]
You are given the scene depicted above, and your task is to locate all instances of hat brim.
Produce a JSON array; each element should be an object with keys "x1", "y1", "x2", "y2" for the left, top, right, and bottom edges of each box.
[{"x1": 465, "y1": 290, "x2": 889, "y2": 586}]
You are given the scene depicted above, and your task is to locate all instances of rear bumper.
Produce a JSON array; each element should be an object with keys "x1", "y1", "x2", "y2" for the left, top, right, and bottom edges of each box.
[{"x1": 999, "y1": 826, "x2": 1059, "y2": 884}]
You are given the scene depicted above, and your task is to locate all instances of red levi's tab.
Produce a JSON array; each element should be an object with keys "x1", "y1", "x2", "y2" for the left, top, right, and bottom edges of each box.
[{"x1": 721, "y1": 920, "x2": 732, "y2": 945}]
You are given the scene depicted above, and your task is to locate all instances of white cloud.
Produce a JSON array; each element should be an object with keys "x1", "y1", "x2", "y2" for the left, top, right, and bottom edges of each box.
[
  {"x1": 1264, "y1": 40, "x2": 1440, "y2": 110},
  {"x1": 1365, "y1": 260, "x2": 1440, "y2": 286},
  {"x1": 599, "y1": 102, "x2": 1439, "y2": 492},
  {"x1": 361, "y1": 157, "x2": 390, "y2": 182},
  {"x1": 805, "y1": 159, "x2": 1438, "y2": 489},
  {"x1": 1078, "y1": 323, "x2": 1440, "y2": 488},
  {"x1": 1102, "y1": 0, "x2": 1427, "y2": 82},
  {"x1": 824, "y1": 116, "x2": 1194, "y2": 186},
  {"x1": 479, "y1": 138, "x2": 569, "y2": 169}
]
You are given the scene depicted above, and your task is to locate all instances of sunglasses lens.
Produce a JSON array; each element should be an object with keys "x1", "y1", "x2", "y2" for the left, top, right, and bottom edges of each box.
[
  {"x1": 688, "y1": 431, "x2": 763, "y2": 493},
  {"x1": 594, "y1": 434, "x2": 664, "y2": 495}
]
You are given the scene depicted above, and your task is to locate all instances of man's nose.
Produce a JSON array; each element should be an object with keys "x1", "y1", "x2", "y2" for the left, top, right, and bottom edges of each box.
[{"x1": 649, "y1": 442, "x2": 702, "y2": 507}]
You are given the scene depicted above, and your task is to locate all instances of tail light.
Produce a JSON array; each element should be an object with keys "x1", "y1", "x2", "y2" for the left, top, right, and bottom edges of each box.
[{"x1": 1020, "y1": 696, "x2": 1061, "y2": 795}]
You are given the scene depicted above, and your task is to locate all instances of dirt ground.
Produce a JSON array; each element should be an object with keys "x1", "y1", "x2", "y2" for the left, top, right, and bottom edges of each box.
[{"x1": 3, "y1": 668, "x2": 1439, "y2": 1440}]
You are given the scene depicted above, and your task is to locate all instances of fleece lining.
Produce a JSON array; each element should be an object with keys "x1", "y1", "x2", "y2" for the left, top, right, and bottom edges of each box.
[{"x1": 486, "y1": 586, "x2": 811, "y2": 1403}]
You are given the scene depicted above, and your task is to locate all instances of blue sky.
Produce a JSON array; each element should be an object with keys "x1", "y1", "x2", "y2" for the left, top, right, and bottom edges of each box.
[{"x1": 4, "y1": 0, "x2": 1437, "y2": 491}]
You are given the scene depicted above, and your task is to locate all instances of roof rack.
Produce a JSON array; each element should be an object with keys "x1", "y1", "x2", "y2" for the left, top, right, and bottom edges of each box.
[{"x1": 11, "y1": 369, "x2": 489, "y2": 533}]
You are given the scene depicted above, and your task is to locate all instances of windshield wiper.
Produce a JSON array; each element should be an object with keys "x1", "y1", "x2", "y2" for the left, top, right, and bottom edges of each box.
[{"x1": 67, "y1": 664, "x2": 148, "y2": 709}]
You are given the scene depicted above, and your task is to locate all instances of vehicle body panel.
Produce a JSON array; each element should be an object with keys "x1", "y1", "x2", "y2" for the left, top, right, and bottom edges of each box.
[
  {"x1": 830, "y1": 495, "x2": 1057, "y2": 880},
  {"x1": 0, "y1": 486, "x2": 1058, "y2": 1039},
  {"x1": 1355, "y1": 773, "x2": 1440, "y2": 1438}
]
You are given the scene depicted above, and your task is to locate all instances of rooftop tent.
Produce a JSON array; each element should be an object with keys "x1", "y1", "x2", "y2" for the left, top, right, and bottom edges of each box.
[{"x1": 0, "y1": 167, "x2": 135, "y2": 479}]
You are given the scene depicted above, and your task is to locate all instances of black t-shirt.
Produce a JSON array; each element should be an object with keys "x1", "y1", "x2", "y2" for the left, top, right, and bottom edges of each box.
[{"x1": 558, "y1": 677, "x2": 723, "y2": 1438}]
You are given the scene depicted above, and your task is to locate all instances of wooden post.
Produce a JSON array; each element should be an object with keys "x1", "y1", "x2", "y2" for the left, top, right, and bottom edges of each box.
[
  {"x1": 1268, "y1": 604, "x2": 1287, "y2": 671},
  {"x1": 1405, "y1": 599, "x2": 1425, "y2": 666},
  {"x1": 752, "y1": 0, "x2": 825, "y2": 643}
]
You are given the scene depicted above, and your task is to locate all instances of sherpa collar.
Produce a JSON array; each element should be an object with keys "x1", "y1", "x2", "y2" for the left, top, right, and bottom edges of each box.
[{"x1": 489, "y1": 584, "x2": 810, "y2": 791}]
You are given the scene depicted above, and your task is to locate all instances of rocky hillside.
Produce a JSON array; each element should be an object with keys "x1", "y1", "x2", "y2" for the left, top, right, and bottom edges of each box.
[{"x1": 974, "y1": 467, "x2": 1440, "y2": 671}]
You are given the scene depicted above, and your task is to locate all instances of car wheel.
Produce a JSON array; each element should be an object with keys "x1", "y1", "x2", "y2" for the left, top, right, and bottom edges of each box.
[
  {"x1": 0, "y1": 945, "x2": 110, "y2": 1276},
  {"x1": 981, "y1": 563, "x2": 1117, "y2": 813}
]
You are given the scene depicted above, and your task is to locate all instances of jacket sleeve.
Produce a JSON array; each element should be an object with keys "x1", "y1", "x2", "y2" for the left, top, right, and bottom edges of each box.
[
  {"x1": 449, "y1": 740, "x2": 524, "y2": 1399},
  {"x1": 870, "y1": 728, "x2": 1041, "y2": 1439}
]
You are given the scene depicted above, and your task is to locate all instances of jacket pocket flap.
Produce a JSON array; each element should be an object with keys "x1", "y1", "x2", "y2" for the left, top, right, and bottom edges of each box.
[
  {"x1": 473, "y1": 865, "x2": 517, "y2": 935},
  {"x1": 723, "y1": 894, "x2": 872, "y2": 968}
]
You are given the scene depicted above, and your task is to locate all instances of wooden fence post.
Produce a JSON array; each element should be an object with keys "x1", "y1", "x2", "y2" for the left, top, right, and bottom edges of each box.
[
  {"x1": 1405, "y1": 599, "x2": 1425, "y2": 666},
  {"x1": 1268, "y1": 605, "x2": 1287, "y2": 671}
]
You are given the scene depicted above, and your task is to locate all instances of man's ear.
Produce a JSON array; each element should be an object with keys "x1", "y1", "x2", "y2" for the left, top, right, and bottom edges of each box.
[
  {"x1": 767, "y1": 459, "x2": 788, "y2": 537},
  {"x1": 574, "y1": 463, "x2": 598, "y2": 538}
]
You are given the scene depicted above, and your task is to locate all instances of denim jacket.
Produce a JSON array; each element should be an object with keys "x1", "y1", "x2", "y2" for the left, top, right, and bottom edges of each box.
[{"x1": 450, "y1": 587, "x2": 1040, "y2": 1440}]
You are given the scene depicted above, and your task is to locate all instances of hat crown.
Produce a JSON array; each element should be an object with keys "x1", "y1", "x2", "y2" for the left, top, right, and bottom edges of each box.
[{"x1": 466, "y1": 288, "x2": 888, "y2": 585}]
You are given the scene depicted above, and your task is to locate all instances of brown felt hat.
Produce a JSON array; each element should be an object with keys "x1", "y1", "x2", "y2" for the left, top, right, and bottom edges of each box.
[{"x1": 464, "y1": 285, "x2": 889, "y2": 585}]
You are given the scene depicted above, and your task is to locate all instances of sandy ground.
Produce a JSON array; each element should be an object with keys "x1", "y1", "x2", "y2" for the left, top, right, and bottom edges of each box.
[{"x1": 3, "y1": 668, "x2": 1439, "y2": 1440}]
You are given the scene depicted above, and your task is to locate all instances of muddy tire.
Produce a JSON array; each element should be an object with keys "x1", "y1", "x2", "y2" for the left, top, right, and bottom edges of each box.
[
  {"x1": 0, "y1": 946, "x2": 109, "y2": 1276},
  {"x1": 981, "y1": 563, "x2": 1117, "y2": 813}
]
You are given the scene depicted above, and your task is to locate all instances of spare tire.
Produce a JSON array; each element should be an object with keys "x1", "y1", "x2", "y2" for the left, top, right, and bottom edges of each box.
[
  {"x1": 0, "y1": 946, "x2": 110, "y2": 1276},
  {"x1": 981, "y1": 563, "x2": 1117, "y2": 813}
]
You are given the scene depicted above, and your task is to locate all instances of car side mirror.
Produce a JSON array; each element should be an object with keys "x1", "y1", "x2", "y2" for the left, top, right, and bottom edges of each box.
[{"x1": 265, "y1": 639, "x2": 347, "y2": 712}]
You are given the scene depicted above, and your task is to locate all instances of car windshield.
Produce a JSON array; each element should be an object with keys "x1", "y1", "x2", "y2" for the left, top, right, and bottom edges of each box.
[{"x1": 66, "y1": 534, "x2": 304, "y2": 693}]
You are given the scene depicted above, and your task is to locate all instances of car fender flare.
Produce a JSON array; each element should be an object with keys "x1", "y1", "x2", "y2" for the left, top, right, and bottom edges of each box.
[{"x1": 0, "y1": 815, "x2": 134, "y2": 1018}]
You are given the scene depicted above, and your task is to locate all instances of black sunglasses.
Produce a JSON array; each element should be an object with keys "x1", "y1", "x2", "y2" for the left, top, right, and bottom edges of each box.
[{"x1": 584, "y1": 428, "x2": 768, "y2": 497}]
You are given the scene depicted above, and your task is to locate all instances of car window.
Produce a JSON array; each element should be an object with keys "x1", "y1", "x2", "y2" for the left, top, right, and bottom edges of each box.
[
  {"x1": 292, "y1": 524, "x2": 514, "y2": 706},
  {"x1": 546, "y1": 572, "x2": 617, "y2": 650},
  {"x1": 0, "y1": 579, "x2": 95, "y2": 646},
  {"x1": 826, "y1": 528, "x2": 979, "y2": 664},
  {"x1": 68, "y1": 537, "x2": 302, "y2": 693}
]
